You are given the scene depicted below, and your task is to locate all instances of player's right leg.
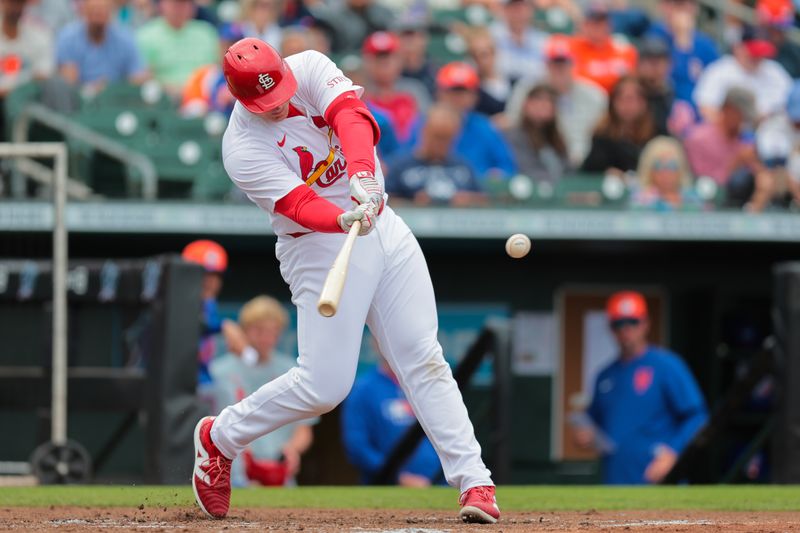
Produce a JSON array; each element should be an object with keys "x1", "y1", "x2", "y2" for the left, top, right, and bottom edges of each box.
[
  {"x1": 193, "y1": 232, "x2": 381, "y2": 518},
  {"x1": 365, "y1": 210, "x2": 499, "y2": 523}
]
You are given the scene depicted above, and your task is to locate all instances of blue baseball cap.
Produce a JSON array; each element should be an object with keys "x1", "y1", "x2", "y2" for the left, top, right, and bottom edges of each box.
[{"x1": 787, "y1": 81, "x2": 800, "y2": 122}]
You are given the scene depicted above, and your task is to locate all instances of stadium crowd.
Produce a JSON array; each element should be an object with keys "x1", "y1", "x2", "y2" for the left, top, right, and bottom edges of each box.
[{"x1": 2, "y1": 0, "x2": 800, "y2": 210}]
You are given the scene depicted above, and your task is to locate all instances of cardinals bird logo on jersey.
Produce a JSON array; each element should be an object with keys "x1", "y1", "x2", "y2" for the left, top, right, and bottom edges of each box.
[{"x1": 292, "y1": 145, "x2": 347, "y2": 187}]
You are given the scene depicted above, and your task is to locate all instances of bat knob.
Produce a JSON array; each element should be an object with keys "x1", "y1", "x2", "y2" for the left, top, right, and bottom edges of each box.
[{"x1": 318, "y1": 302, "x2": 337, "y2": 317}]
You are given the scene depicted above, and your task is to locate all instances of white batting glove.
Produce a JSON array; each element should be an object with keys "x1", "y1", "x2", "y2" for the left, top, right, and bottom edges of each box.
[
  {"x1": 349, "y1": 171, "x2": 385, "y2": 213},
  {"x1": 337, "y1": 203, "x2": 376, "y2": 236}
]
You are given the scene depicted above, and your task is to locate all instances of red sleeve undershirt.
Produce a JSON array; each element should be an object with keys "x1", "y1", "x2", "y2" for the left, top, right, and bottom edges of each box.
[
  {"x1": 325, "y1": 91, "x2": 380, "y2": 176},
  {"x1": 274, "y1": 185, "x2": 344, "y2": 233},
  {"x1": 273, "y1": 92, "x2": 379, "y2": 233}
]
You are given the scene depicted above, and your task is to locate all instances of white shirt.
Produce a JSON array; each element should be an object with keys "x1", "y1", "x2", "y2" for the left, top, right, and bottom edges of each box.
[
  {"x1": 241, "y1": 22, "x2": 282, "y2": 50},
  {"x1": 489, "y1": 22, "x2": 547, "y2": 84},
  {"x1": 0, "y1": 16, "x2": 54, "y2": 91},
  {"x1": 222, "y1": 50, "x2": 385, "y2": 237},
  {"x1": 693, "y1": 55, "x2": 792, "y2": 118}
]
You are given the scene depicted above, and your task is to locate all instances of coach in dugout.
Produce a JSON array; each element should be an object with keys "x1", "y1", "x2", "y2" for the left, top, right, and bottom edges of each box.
[{"x1": 573, "y1": 291, "x2": 709, "y2": 484}]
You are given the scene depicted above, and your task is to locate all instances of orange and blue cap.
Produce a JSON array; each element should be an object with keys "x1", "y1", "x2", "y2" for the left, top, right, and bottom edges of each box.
[
  {"x1": 606, "y1": 291, "x2": 648, "y2": 322},
  {"x1": 182, "y1": 240, "x2": 228, "y2": 273}
]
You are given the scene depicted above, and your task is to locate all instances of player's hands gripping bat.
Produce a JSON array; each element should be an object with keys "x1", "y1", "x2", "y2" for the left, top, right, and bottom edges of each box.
[
  {"x1": 350, "y1": 171, "x2": 384, "y2": 213},
  {"x1": 337, "y1": 203, "x2": 376, "y2": 236}
]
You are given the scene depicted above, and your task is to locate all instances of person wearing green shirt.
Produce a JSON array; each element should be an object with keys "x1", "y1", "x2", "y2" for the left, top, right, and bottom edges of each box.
[{"x1": 136, "y1": 0, "x2": 218, "y2": 92}]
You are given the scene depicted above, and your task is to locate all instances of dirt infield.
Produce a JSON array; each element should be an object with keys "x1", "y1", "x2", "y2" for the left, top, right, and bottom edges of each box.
[{"x1": 1, "y1": 507, "x2": 799, "y2": 532}]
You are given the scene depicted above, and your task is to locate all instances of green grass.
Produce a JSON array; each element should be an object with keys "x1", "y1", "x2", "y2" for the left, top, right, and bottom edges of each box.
[{"x1": 1, "y1": 486, "x2": 799, "y2": 511}]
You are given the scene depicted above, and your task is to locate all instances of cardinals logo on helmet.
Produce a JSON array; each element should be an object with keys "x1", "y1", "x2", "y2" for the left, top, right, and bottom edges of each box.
[{"x1": 258, "y1": 73, "x2": 275, "y2": 91}]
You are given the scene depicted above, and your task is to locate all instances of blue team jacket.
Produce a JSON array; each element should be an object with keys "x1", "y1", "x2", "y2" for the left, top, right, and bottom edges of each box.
[
  {"x1": 588, "y1": 346, "x2": 708, "y2": 484},
  {"x1": 406, "y1": 111, "x2": 517, "y2": 181},
  {"x1": 341, "y1": 367, "x2": 442, "y2": 484}
]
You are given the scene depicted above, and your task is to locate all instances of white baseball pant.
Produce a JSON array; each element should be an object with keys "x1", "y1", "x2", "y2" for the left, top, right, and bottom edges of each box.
[{"x1": 210, "y1": 206, "x2": 493, "y2": 492}]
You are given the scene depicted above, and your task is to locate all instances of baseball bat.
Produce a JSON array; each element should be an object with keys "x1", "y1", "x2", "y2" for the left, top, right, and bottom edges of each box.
[{"x1": 317, "y1": 220, "x2": 361, "y2": 317}]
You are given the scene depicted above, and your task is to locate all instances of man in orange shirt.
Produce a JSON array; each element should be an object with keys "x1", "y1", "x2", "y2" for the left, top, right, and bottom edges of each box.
[{"x1": 569, "y1": 0, "x2": 637, "y2": 93}]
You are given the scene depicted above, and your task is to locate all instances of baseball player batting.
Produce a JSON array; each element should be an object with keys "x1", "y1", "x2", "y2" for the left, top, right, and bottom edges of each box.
[{"x1": 191, "y1": 37, "x2": 499, "y2": 524}]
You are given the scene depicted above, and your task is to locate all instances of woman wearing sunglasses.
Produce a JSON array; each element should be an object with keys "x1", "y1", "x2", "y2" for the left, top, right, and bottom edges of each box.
[{"x1": 630, "y1": 135, "x2": 705, "y2": 210}]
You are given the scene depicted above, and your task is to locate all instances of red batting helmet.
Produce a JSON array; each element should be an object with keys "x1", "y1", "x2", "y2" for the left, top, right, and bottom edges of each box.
[{"x1": 223, "y1": 38, "x2": 297, "y2": 113}]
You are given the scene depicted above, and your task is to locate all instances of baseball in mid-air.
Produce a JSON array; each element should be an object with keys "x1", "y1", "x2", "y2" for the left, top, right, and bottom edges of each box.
[{"x1": 505, "y1": 234, "x2": 531, "y2": 259}]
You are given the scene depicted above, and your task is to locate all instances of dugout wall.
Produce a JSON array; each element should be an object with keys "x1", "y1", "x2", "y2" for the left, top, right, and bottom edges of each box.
[
  {"x1": 0, "y1": 256, "x2": 207, "y2": 483},
  {"x1": 0, "y1": 230, "x2": 790, "y2": 484}
]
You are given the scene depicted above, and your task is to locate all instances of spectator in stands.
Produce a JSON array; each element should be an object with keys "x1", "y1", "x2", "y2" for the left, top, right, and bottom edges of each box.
[
  {"x1": 27, "y1": 0, "x2": 74, "y2": 33},
  {"x1": 310, "y1": 0, "x2": 392, "y2": 54},
  {"x1": 581, "y1": 76, "x2": 656, "y2": 174},
  {"x1": 279, "y1": 26, "x2": 311, "y2": 57},
  {"x1": 306, "y1": 20, "x2": 333, "y2": 56},
  {"x1": 608, "y1": 0, "x2": 650, "y2": 39},
  {"x1": 342, "y1": 357, "x2": 442, "y2": 486},
  {"x1": 756, "y1": 0, "x2": 800, "y2": 78},
  {"x1": 279, "y1": 22, "x2": 330, "y2": 56},
  {"x1": 239, "y1": 0, "x2": 282, "y2": 49},
  {"x1": 387, "y1": 104, "x2": 486, "y2": 206},
  {"x1": 636, "y1": 37, "x2": 696, "y2": 137},
  {"x1": 343, "y1": 63, "x2": 401, "y2": 162},
  {"x1": 505, "y1": 36, "x2": 608, "y2": 167},
  {"x1": 181, "y1": 239, "x2": 228, "y2": 396},
  {"x1": 0, "y1": 0, "x2": 53, "y2": 94},
  {"x1": 279, "y1": 0, "x2": 314, "y2": 27},
  {"x1": 645, "y1": 0, "x2": 719, "y2": 105},
  {"x1": 118, "y1": 0, "x2": 157, "y2": 30},
  {"x1": 212, "y1": 296, "x2": 315, "y2": 487},
  {"x1": 630, "y1": 136, "x2": 703, "y2": 211},
  {"x1": 0, "y1": 0, "x2": 52, "y2": 138},
  {"x1": 636, "y1": 37, "x2": 674, "y2": 134},
  {"x1": 572, "y1": 291, "x2": 708, "y2": 484},
  {"x1": 569, "y1": 0, "x2": 637, "y2": 94},
  {"x1": 504, "y1": 84, "x2": 569, "y2": 183},
  {"x1": 395, "y1": 17, "x2": 436, "y2": 97},
  {"x1": 490, "y1": 0, "x2": 548, "y2": 86},
  {"x1": 693, "y1": 27, "x2": 792, "y2": 123},
  {"x1": 775, "y1": 82, "x2": 800, "y2": 206},
  {"x1": 532, "y1": 0, "x2": 580, "y2": 34},
  {"x1": 136, "y1": 0, "x2": 219, "y2": 93},
  {"x1": 362, "y1": 31, "x2": 429, "y2": 146},
  {"x1": 180, "y1": 24, "x2": 242, "y2": 116},
  {"x1": 433, "y1": 61, "x2": 517, "y2": 182},
  {"x1": 683, "y1": 88, "x2": 775, "y2": 211},
  {"x1": 56, "y1": 0, "x2": 147, "y2": 94},
  {"x1": 465, "y1": 27, "x2": 509, "y2": 120}
]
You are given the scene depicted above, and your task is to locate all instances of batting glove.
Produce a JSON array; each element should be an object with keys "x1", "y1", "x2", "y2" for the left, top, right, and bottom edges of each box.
[
  {"x1": 337, "y1": 203, "x2": 376, "y2": 236},
  {"x1": 349, "y1": 171, "x2": 385, "y2": 214}
]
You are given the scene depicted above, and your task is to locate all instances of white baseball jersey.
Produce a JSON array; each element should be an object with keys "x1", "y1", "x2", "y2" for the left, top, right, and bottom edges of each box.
[
  {"x1": 222, "y1": 50, "x2": 386, "y2": 237},
  {"x1": 212, "y1": 49, "x2": 494, "y2": 494}
]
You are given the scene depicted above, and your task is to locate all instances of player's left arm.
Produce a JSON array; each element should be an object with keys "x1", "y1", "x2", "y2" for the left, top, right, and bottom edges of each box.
[
  {"x1": 662, "y1": 356, "x2": 709, "y2": 454},
  {"x1": 325, "y1": 91, "x2": 385, "y2": 213},
  {"x1": 301, "y1": 51, "x2": 384, "y2": 212}
]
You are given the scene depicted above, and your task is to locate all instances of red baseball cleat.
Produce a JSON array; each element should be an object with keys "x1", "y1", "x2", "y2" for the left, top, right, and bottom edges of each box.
[
  {"x1": 459, "y1": 485, "x2": 500, "y2": 524},
  {"x1": 192, "y1": 416, "x2": 232, "y2": 519}
]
